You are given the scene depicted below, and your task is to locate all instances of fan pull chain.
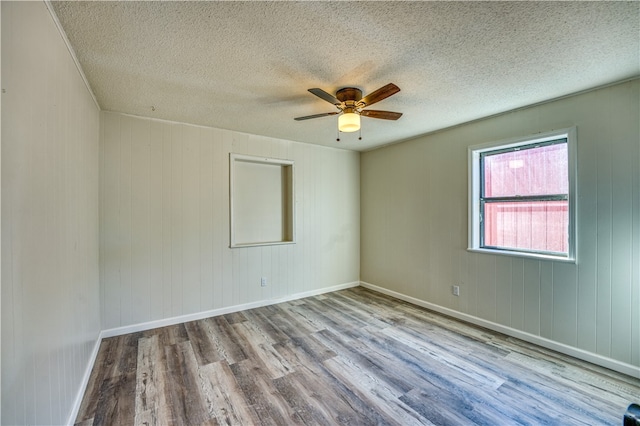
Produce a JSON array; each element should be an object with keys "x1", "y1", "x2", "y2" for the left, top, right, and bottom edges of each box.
[
  {"x1": 359, "y1": 126, "x2": 362, "y2": 141},
  {"x1": 336, "y1": 125, "x2": 340, "y2": 142}
]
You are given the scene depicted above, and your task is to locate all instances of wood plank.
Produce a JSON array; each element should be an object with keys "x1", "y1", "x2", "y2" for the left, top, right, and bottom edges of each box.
[
  {"x1": 164, "y1": 342, "x2": 212, "y2": 424},
  {"x1": 232, "y1": 321, "x2": 294, "y2": 379},
  {"x1": 323, "y1": 355, "x2": 425, "y2": 426},
  {"x1": 224, "y1": 310, "x2": 248, "y2": 324},
  {"x1": 197, "y1": 360, "x2": 260, "y2": 425},
  {"x1": 92, "y1": 372, "x2": 137, "y2": 425},
  {"x1": 312, "y1": 328, "x2": 417, "y2": 394},
  {"x1": 267, "y1": 304, "x2": 324, "y2": 337},
  {"x1": 377, "y1": 327, "x2": 506, "y2": 390},
  {"x1": 155, "y1": 322, "x2": 189, "y2": 346},
  {"x1": 271, "y1": 372, "x2": 342, "y2": 425},
  {"x1": 73, "y1": 418, "x2": 94, "y2": 426},
  {"x1": 184, "y1": 320, "x2": 222, "y2": 366},
  {"x1": 273, "y1": 339, "x2": 386, "y2": 425},
  {"x1": 229, "y1": 359, "x2": 301, "y2": 425},
  {"x1": 74, "y1": 337, "x2": 120, "y2": 423},
  {"x1": 242, "y1": 308, "x2": 290, "y2": 343},
  {"x1": 202, "y1": 316, "x2": 249, "y2": 364},
  {"x1": 400, "y1": 387, "x2": 474, "y2": 425},
  {"x1": 113, "y1": 332, "x2": 142, "y2": 377},
  {"x1": 134, "y1": 335, "x2": 173, "y2": 426},
  {"x1": 284, "y1": 303, "x2": 326, "y2": 333}
]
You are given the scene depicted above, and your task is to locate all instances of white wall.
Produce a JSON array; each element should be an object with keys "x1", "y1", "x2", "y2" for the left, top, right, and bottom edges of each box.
[
  {"x1": 100, "y1": 112, "x2": 360, "y2": 329},
  {"x1": 1, "y1": 2, "x2": 101, "y2": 425},
  {"x1": 361, "y1": 79, "x2": 639, "y2": 374}
]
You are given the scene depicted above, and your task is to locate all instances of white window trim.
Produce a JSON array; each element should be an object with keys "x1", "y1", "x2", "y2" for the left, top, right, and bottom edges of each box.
[{"x1": 468, "y1": 127, "x2": 577, "y2": 263}]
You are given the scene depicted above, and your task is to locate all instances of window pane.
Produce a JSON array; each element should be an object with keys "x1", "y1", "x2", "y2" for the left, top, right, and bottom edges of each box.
[
  {"x1": 484, "y1": 200, "x2": 568, "y2": 253},
  {"x1": 484, "y1": 143, "x2": 568, "y2": 197}
]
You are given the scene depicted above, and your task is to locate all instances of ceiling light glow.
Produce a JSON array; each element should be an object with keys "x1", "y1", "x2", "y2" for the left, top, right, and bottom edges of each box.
[{"x1": 339, "y1": 112, "x2": 360, "y2": 132}]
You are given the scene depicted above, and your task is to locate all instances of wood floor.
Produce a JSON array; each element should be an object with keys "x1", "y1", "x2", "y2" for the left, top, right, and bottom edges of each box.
[{"x1": 76, "y1": 287, "x2": 640, "y2": 425}]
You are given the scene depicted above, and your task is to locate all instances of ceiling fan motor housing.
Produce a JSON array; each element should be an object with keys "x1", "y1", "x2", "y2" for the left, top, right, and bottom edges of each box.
[{"x1": 336, "y1": 87, "x2": 363, "y2": 103}]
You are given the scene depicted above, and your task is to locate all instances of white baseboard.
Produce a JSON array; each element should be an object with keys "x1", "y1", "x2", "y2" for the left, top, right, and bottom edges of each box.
[
  {"x1": 360, "y1": 281, "x2": 640, "y2": 379},
  {"x1": 67, "y1": 330, "x2": 104, "y2": 425},
  {"x1": 101, "y1": 281, "x2": 360, "y2": 338}
]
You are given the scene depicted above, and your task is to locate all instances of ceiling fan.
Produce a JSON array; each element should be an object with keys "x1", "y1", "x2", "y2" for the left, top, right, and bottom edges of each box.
[{"x1": 294, "y1": 83, "x2": 402, "y2": 135}]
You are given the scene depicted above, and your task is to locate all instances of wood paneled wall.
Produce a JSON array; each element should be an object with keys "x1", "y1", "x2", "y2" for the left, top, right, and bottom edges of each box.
[
  {"x1": 361, "y1": 79, "x2": 640, "y2": 372},
  {"x1": 99, "y1": 112, "x2": 360, "y2": 330},
  {"x1": 1, "y1": 2, "x2": 101, "y2": 424}
]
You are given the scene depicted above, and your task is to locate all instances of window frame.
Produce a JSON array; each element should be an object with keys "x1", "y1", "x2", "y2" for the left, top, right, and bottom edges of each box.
[{"x1": 468, "y1": 127, "x2": 577, "y2": 262}]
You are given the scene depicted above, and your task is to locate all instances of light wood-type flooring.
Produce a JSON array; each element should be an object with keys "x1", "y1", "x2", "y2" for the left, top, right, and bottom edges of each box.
[{"x1": 76, "y1": 287, "x2": 640, "y2": 425}]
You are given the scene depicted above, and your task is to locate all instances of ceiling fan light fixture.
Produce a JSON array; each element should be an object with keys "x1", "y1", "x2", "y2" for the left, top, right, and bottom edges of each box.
[{"x1": 339, "y1": 111, "x2": 360, "y2": 132}]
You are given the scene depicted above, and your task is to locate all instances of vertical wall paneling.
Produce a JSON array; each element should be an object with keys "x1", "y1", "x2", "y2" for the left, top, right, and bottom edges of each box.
[
  {"x1": 510, "y1": 258, "x2": 525, "y2": 330},
  {"x1": 466, "y1": 253, "x2": 479, "y2": 317},
  {"x1": 633, "y1": 88, "x2": 640, "y2": 368},
  {"x1": 199, "y1": 128, "x2": 215, "y2": 312},
  {"x1": 476, "y1": 256, "x2": 496, "y2": 322},
  {"x1": 633, "y1": 118, "x2": 640, "y2": 368},
  {"x1": 0, "y1": 1, "x2": 4, "y2": 419},
  {"x1": 161, "y1": 122, "x2": 173, "y2": 317},
  {"x1": 609, "y1": 86, "x2": 636, "y2": 363},
  {"x1": 538, "y1": 262, "x2": 553, "y2": 339},
  {"x1": 552, "y1": 263, "x2": 578, "y2": 346},
  {"x1": 102, "y1": 112, "x2": 121, "y2": 328},
  {"x1": 170, "y1": 124, "x2": 184, "y2": 316},
  {"x1": 131, "y1": 118, "x2": 151, "y2": 325},
  {"x1": 181, "y1": 125, "x2": 201, "y2": 313},
  {"x1": 595, "y1": 89, "x2": 614, "y2": 358},
  {"x1": 120, "y1": 116, "x2": 133, "y2": 327},
  {"x1": 99, "y1": 112, "x2": 360, "y2": 330},
  {"x1": 148, "y1": 120, "x2": 164, "y2": 321},
  {"x1": 221, "y1": 130, "x2": 233, "y2": 308},
  {"x1": 575, "y1": 93, "x2": 600, "y2": 354},
  {"x1": 495, "y1": 256, "x2": 512, "y2": 326},
  {"x1": 360, "y1": 79, "x2": 640, "y2": 373},
  {"x1": 1, "y1": 2, "x2": 101, "y2": 424}
]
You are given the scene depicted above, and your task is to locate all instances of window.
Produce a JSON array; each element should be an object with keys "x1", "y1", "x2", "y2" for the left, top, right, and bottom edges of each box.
[{"x1": 468, "y1": 128, "x2": 576, "y2": 261}]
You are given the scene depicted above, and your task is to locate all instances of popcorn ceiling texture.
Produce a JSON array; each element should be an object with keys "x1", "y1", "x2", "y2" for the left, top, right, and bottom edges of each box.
[{"x1": 51, "y1": 1, "x2": 639, "y2": 151}]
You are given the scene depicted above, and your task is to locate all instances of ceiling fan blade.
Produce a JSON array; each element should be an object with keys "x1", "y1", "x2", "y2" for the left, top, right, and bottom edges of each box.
[
  {"x1": 308, "y1": 88, "x2": 342, "y2": 106},
  {"x1": 294, "y1": 112, "x2": 339, "y2": 121},
  {"x1": 360, "y1": 110, "x2": 403, "y2": 120},
  {"x1": 359, "y1": 83, "x2": 400, "y2": 107}
]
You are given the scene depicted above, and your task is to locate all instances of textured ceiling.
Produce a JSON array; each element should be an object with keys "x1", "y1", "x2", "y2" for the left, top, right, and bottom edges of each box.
[{"x1": 51, "y1": 1, "x2": 639, "y2": 151}]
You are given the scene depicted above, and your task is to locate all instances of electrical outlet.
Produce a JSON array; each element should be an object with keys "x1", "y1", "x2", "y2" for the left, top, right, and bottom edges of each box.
[
  {"x1": 261, "y1": 277, "x2": 267, "y2": 287},
  {"x1": 452, "y1": 285, "x2": 460, "y2": 296}
]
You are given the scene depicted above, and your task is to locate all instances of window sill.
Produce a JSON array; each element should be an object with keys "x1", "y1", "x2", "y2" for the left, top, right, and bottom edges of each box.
[
  {"x1": 467, "y1": 247, "x2": 576, "y2": 264},
  {"x1": 230, "y1": 241, "x2": 296, "y2": 249}
]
